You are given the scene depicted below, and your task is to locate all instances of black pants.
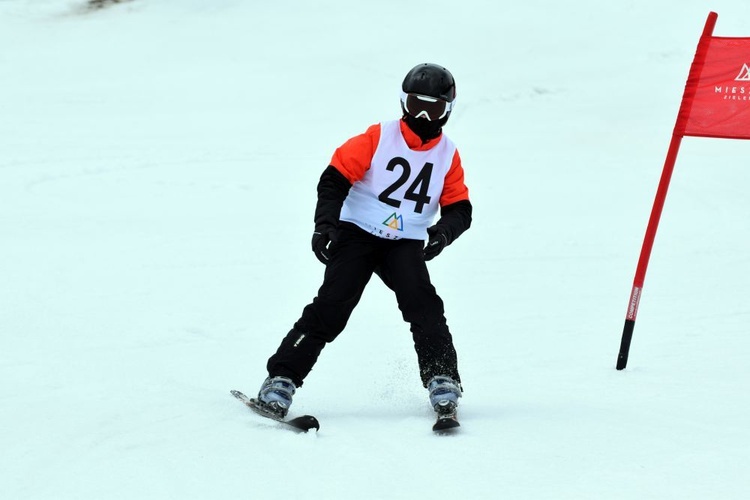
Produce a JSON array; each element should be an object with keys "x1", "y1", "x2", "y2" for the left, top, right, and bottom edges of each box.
[{"x1": 267, "y1": 222, "x2": 460, "y2": 388}]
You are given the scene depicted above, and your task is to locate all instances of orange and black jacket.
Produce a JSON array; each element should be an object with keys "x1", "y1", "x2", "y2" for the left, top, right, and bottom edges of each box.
[{"x1": 314, "y1": 118, "x2": 472, "y2": 245}]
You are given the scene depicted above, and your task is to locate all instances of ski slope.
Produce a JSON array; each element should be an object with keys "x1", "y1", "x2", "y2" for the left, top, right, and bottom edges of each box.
[{"x1": 2, "y1": 1, "x2": 750, "y2": 498}]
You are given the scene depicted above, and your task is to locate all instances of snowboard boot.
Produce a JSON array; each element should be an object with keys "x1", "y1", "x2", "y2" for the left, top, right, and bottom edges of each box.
[
  {"x1": 257, "y1": 376, "x2": 296, "y2": 418},
  {"x1": 427, "y1": 375, "x2": 462, "y2": 416}
]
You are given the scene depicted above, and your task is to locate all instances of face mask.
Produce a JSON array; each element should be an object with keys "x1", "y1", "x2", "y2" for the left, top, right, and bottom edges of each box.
[{"x1": 403, "y1": 113, "x2": 446, "y2": 142}]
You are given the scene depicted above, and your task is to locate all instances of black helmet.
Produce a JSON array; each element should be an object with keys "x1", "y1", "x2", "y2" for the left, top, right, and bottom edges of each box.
[{"x1": 402, "y1": 63, "x2": 456, "y2": 102}]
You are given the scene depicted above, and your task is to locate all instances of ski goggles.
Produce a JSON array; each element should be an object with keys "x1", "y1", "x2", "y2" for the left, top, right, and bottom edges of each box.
[{"x1": 400, "y1": 92, "x2": 454, "y2": 121}]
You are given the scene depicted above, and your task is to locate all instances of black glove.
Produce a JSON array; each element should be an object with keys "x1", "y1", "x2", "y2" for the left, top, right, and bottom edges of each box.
[
  {"x1": 424, "y1": 226, "x2": 448, "y2": 261},
  {"x1": 312, "y1": 226, "x2": 337, "y2": 265}
]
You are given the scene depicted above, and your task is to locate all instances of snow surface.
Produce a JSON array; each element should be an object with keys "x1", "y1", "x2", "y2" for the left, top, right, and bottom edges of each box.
[{"x1": 2, "y1": 0, "x2": 750, "y2": 498}]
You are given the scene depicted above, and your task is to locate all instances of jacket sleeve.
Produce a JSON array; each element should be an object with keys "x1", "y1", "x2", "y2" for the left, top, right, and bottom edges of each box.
[
  {"x1": 313, "y1": 166, "x2": 352, "y2": 231},
  {"x1": 329, "y1": 123, "x2": 381, "y2": 184},
  {"x1": 434, "y1": 148, "x2": 471, "y2": 244},
  {"x1": 433, "y1": 199, "x2": 472, "y2": 245}
]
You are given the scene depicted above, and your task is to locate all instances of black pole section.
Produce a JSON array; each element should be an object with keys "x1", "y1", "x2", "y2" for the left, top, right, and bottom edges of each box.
[{"x1": 616, "y1": 320, "x2": 635, "y2": 370}]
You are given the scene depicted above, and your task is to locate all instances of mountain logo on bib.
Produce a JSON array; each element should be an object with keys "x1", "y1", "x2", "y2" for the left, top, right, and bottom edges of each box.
[{"x1": 383, "y1": 212, "x2": 404, "y2": 231}]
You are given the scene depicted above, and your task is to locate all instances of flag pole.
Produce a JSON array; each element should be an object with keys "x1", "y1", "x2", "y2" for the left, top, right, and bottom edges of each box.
[{"x1": 616, "y1": 12, "x2": 718, "y2": 370}]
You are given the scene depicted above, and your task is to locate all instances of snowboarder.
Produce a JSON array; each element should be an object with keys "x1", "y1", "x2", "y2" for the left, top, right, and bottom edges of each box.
[{"x1": 254, "y1": 63, "x2": 472, "y2": 424}]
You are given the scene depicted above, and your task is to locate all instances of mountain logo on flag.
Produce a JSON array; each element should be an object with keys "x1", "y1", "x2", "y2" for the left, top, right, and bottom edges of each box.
[{"x1": 735, "y1": 63, "x2": 750, "y2": 81}]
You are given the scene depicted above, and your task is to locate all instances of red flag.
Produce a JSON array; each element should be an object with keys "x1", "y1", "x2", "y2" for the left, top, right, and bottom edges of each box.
[
  {"x1": 617, "y1": 12, "x2": 750, "y2": 370},
  {"x1": 675, "y1": 27, "x2": 750, "y2": 139}
]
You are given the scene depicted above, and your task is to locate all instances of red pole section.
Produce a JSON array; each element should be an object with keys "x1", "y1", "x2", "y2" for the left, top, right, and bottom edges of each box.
[
  {"x1": 616, "y1": 12, "x2": 718, "y2": 370},
  {"x1": 631, "y1": 135, "x2": 683, "y2": 293}
]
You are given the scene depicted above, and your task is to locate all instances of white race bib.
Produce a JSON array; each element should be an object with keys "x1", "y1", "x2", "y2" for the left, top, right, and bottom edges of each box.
[{"x1": 340, "y1": 120, "x2": 456, "y2": 240}]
